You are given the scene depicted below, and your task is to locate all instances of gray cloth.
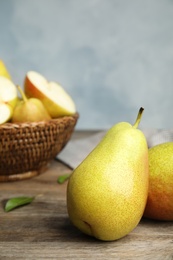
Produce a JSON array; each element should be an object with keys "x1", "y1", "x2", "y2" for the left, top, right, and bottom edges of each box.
[{"x1": 57, "y1": 129, "x2": 173, "y2": 169}]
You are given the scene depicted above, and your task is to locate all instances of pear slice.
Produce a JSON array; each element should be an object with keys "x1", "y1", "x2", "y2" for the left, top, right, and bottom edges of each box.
[
  {"x1": 0, "y1": 76, "x2": 18, "y2": 108},
  {"x1": 0, "y1": 103, "x2": 13, "y2": 124},
  {"x1": 24, "y1": 71, "x2": 76, "y2": 118}
]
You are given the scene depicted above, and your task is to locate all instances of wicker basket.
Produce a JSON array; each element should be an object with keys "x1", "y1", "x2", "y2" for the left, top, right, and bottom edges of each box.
[{"x1": 0, "y1": 113, "x2": 78, "y2": 182}]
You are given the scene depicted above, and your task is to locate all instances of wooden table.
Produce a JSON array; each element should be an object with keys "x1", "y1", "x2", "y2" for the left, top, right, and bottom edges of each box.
[{"x1": 0, "y1": 131, "x2": 173, "y2": 259}]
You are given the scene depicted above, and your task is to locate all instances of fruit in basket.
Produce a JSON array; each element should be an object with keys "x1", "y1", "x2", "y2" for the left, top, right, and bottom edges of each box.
[
  {"x1": 24, "y1": 71, "x2": 76, "y2": 117},
  {"x1": 0, "y1": 76, "x2": 18, "y2": 108},
  {"x1": 143, "y1": 142, "x2": 173, "y2": 221},
  {"x1": 12, "y1": 86, "x2": 51, "y2": 123},
  {"x1": 67, "y1": 107, "x2": 149, "y2": 241},
  {"x1": 0, "y1": 60, "x2": 11, "y2": 79},
  {"x1": 0, "y1": 102, "x2": 13, "y2": 124},
  {"x1": 0, "y1": 76, "x2": 18, "y2": 124}
]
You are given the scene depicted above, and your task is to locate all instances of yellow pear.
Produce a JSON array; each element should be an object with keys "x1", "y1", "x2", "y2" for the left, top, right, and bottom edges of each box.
[
  {"x1": 0, "y1": 60, "x2": 11, "y2": 79},
  {"x1": 67, "y1": 107, "x2": 149, "y2": 241},
  {"x1": 144, "y1": 142, "x2": 173, "y2": 221},
  {"x1": 12, "y1": 86, "x2": 51, "y2": 123}
]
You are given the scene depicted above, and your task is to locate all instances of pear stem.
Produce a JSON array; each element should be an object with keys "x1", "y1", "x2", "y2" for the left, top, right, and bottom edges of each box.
[
  {"x1": 133, "y1": 107, "x2": 144, "y2": 129},
  {"x1": 17, "y1": 85, "x2": 28, "y2": 102}
]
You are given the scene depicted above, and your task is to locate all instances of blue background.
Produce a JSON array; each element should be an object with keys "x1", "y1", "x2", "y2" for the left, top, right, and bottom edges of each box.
[{"x1": 1, "y1": 0, "x2": 173, "y2": 129}]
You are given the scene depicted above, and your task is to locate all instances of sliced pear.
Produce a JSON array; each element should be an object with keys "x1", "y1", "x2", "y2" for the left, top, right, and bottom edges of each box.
[
  {"x1": 0, "y1": 103, "x2": 13, "y2": 124},
  {"x1": 24, "y1": 71, "x2": 76, "y2": 118},
  {"x1": 0, "y1": 76, "x2": 18, "y2": 108}
]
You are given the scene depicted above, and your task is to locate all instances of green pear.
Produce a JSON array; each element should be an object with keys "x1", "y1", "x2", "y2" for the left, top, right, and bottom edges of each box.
[
  {"x1": 12, "y1": 86, "x2": 51, "y2": 123},
  {"x1": 67, "y1": 107, "x2": 149, "y2": 241},
  {"x1": 144, "y1": 142, "x2": 173, "y2": 221}
]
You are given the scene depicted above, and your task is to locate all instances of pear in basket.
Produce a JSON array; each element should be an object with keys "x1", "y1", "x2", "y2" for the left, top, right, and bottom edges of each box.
[
  {"x1": 24, "y1": 71, "x2": 76, "y2": 117},
  {"x1": 0, "y1": 76, "x2": 18, "y2": 124},
  {"x1": 12, "y1": 86, "x2": 51, "y2": 123}
]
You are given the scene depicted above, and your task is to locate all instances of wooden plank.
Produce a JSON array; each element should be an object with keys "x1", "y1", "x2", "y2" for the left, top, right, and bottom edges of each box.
[{"x1": 0, "y1": 132, "x2": 173, "y2": 259}]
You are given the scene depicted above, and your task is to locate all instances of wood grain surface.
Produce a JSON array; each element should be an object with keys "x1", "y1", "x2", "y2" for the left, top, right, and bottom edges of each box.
[{"x1": 0, "y1": 131, "x2": 173, "y2": 260}]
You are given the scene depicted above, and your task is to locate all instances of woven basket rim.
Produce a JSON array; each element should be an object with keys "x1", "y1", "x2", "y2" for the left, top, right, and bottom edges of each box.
[{"x1": 0, "y1": 112, "x2": 79, "y2": 130}]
